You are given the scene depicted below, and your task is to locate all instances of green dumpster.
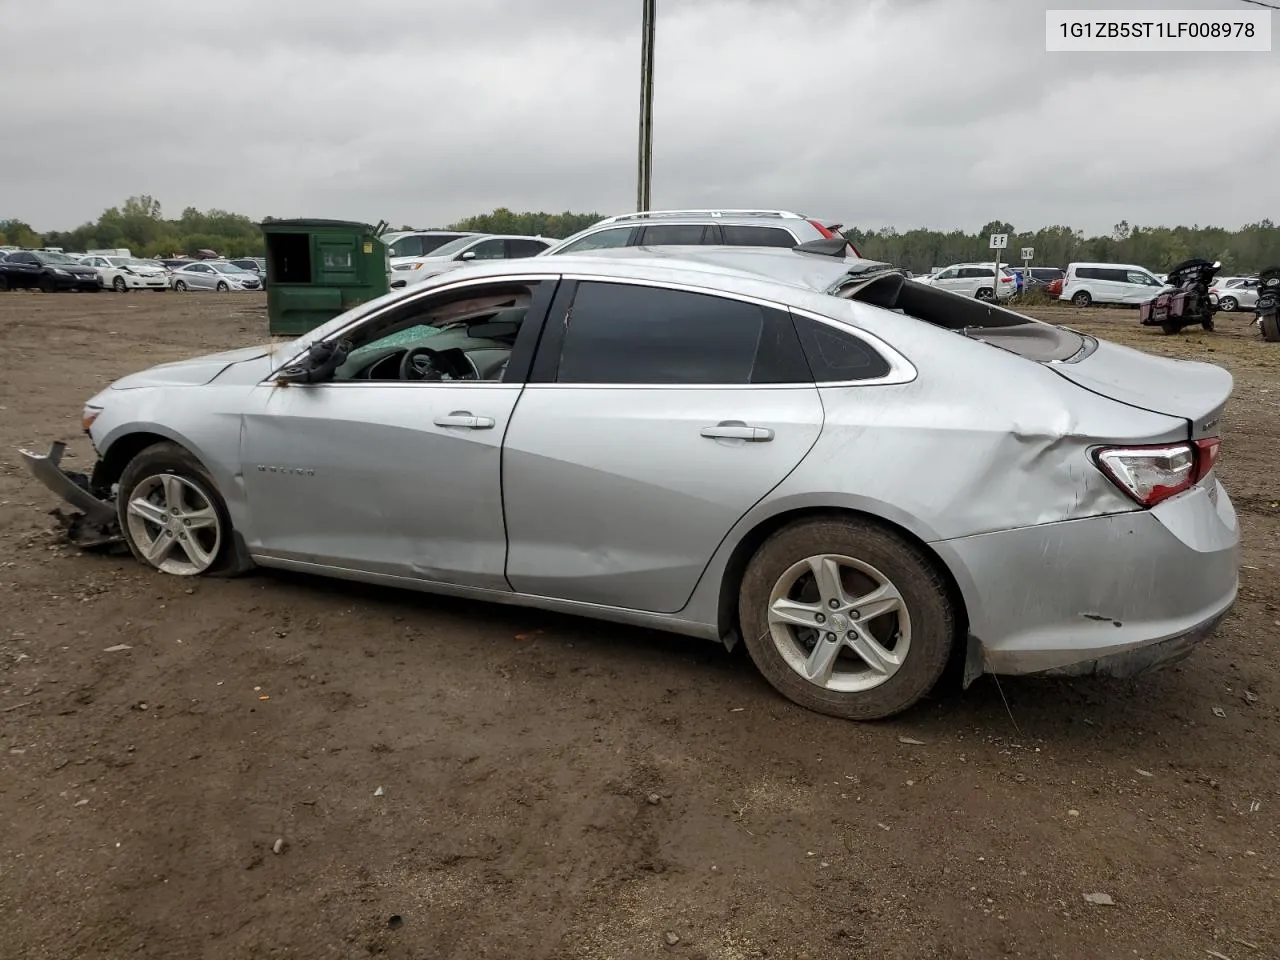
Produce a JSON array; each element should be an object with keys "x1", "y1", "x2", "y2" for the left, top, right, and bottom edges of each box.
[{"x1": 261, "y1": 218, "x2": 390, "y2": 335}]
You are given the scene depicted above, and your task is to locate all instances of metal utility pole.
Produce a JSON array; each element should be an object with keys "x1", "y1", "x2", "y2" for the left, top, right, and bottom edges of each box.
[{"x1": 636, "y1": 0, "x2": 656, "y2": 212}]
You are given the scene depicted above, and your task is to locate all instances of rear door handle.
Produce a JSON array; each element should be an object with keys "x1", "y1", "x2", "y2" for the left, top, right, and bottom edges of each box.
[
  {"x1": 700, "y1": 420, "x2": 774, "y2": 442},
  {"x1": 433, "y1": 410, "x2": 495, "y2": 430}
]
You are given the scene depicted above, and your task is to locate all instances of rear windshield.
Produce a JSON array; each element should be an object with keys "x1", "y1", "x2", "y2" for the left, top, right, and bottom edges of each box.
[{"x1": 844, "y1": 273, "x2": 1088, "y2": 363}]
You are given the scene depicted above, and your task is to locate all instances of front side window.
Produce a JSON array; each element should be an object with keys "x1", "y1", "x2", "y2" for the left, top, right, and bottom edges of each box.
[
  {"x1": 388, "y1": 236, "x2": 424, "y2": 258},
  {"x1": 557, "y1": 228, "x2": 633, "y2": 254},
  {"x1": 556, "y1": 282, "x2": 772, "y2": 385},
  {"x1": 324, "y1": 282, "x2": 543, "y2": 383},
  {"x1": 934, "y1": 268, "x2": 958, "y2": 280},
  {"x1": 466, "y1": 238, "x2": 506, "y2": 261}
]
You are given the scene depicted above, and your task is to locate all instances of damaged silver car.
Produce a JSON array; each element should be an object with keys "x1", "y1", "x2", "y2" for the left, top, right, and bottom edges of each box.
[{"x1": 20, "y1": 246, "x2": 1239, "y2": 719}]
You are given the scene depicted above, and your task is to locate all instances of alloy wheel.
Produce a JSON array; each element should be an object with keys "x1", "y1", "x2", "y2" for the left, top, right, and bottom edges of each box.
[
  {"x1": 124, "y1": 473, "x2": 223, "y2": 575},
  {"x1": 766, "y1": 554, "x2": 911, "y2": 693}
]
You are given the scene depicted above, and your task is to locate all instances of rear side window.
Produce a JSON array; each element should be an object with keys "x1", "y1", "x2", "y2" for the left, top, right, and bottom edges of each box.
[
  {"x1": 556, "y1": 282, "x2": 807, "y2": 385},
  {"x1": 1077, "y1": 267, "x2": 1101, "y2": 280},
  {"x1": 638, "y1": 224, "x2": 709, "y2": 246},
  {"x1": 721, "y1": 225, "x2": 796, "y2": 248},
  {"x1": 506, "y1": 238, "x2": 548, "y2": 258},
  {"x1": 558, "y1": 228, "x2": 633, "y2": 253},
  {"x1": 792, "y1": 314, "x2": 890, "y2": 382}
]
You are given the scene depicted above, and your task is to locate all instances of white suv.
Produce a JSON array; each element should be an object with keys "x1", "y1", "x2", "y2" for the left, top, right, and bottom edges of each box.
[
  {"x1": 1059, "y1": 263, "x2": 1167, "y2": 307},
  {"x1": 918, "y1": 262, "x2": 1017, "y2": 301},
  {"x1": 540, "y1": 210, "x2": 860, "y2": 257}
]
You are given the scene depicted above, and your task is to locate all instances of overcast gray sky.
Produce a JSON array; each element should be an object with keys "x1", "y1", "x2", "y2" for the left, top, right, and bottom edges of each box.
[{"x1": 2, "y1": 0, "x2": 1276, "y2": 234}]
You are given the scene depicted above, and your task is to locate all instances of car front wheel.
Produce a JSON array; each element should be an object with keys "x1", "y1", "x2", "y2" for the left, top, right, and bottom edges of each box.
[
  {"x1": 1218, "y1": 296, "x2": 1237, "y2": 312},
  {"x1": 738, "y1": 517, "x2": 955, "y2": 720},
  {"x1": 117, "y1": 442, "x2": 234, "y2": 577}
]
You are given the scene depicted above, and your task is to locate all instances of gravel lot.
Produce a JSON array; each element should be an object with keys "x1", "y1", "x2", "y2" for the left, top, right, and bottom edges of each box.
[{"x1": 1, "y1": 290, "x2": 1277, "y2": 960}]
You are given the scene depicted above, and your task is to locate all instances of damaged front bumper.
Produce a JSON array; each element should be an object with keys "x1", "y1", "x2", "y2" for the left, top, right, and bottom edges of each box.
[{"x1": 19, "y1": 441, "x2": 123, "y2": 548}]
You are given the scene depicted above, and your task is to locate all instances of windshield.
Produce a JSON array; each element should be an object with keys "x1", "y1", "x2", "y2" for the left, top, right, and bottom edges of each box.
[
  {"x1": 214, "y1": 262, "x2": 247, "y2": 274},
  {"x1": 417, "y1": 236, "x2": 475, "y2": 259},
  {"x1": 35, "y1": 252, "x2": 77, "y2": 264}
]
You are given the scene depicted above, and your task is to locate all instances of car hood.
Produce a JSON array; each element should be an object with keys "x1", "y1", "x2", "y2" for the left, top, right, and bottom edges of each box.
[
  {"x1": 1048, "y1": 338, "x2": 1231, "y2": 440},
  {"x1": 109, "y1": 344, "x2": 273, "y2": 390}
]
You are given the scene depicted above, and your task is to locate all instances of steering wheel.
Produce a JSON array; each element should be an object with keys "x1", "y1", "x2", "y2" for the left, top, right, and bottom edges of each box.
[
  {"x1": 399, "y1": 346, "x2": 480, "y2": 382},
  {"x1": 400, "y1": 346, "x2": 446, "y2": 381}
]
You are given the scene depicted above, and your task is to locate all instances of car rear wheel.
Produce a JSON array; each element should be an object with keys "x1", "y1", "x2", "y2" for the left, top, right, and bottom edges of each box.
[
  {"x1": 975, "y1": 287, "x2": 995, "y2": 301},
  {"x1": 216, "y1": 280, "x2": 229, "y2": 292},
  {"x1": 112, "y1": 276, "x2": 127, "y2": 293},
  {"x1": 173, "y1": 280, "x2": 187, "y2": 291},
  {"x1": 117, "y1": 443, "x2": 234, "y2": 577},
  {"x1": 738, "y1": 517, "x2": 955, "y2": 720},
  {"x1": 1071, "y1": 291, "x2": 1092, "y2": 307},
  {"x1": 1218, "y1": 296, "x2": 1237, "y2": 312}
]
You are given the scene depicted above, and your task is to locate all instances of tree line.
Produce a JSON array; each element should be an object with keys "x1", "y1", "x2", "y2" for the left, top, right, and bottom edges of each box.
[
  {"x1": 5, "y1": 200, "x2": 1278, "y2": 274},
  {"x1": 849, "y1": 219, "x2": 1280, "y2": 275}
]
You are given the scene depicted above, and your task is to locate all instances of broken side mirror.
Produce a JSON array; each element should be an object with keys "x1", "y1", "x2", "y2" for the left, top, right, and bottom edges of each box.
[{"x1": 274, "y1": 339, "x2": 351, "y2": 384}]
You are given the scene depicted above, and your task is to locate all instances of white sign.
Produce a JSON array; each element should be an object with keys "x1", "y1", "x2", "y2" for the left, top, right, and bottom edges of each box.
[
  {"x1": 989, "y1": 233, "x2": 1008, "y2": 250},
  {"x1": 1021, "y1": 247, "x2": 1035, "y2": 261}
]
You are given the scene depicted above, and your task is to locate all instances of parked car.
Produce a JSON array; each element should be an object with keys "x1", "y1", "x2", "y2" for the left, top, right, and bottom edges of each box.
[
  {"x1": 18, "y1": 248, "x2": 1237, "y2": 720},
  {"x1": 540, "y1": 210, "x2": 860, "y2": 257},
  {"x1": 1045, "y1": 277, "x2": 1064, "y2": 298},
  {"x1": 1024, "y1": 267, "x2": 1065, "y2": 288},
  {"x1": 170, "y1": 260, "x2": 262, "y2": 292},
  {"x1": 915, "y1": 262, "x2": 1017, "y2": 301},
  {"x1": 384, "y1": 231, "x2": 479, "y2": 271},
  {"x1": 1209, "y1": 276, "x2": 1259, "y2": 312},
  {"x1": 1060, "y1": 262, "x2": 1167, "y2": 306},
  {"x1": 80, "y1": 254, "x2": 170, "y2": 292},
  {"x1": 389, "y1": 235, "x2": 553, "y2": 289},
  {"x1": 229, "y1": 258, "x2": 268, "y2": 288},
  {"x1": 0, "y1": 250, "x2": 101, "y2": 292}
]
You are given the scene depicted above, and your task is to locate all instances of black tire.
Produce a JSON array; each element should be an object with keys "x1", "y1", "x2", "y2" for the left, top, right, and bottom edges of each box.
[
  {"x1": 738, "y1": 517, "x2": 956, "y2": 720},
  {"x1": 1260, "y1": 314, "x2": 1280, "y2": 342},
  {"x1": 1218, "y1": 296, "x2": 1237, "y2": 312},
  {"x1": 112, "y1": 276, "x2": 128, "y2": 293},
  {"x1": 38, "y1": 276, "x2": 55, "y2": 293},
  {"x1": 173, "y1": 280, "x2": 187, "y2": 291},
  {"x1": 974, "y1": 287, "x2": 995, "y2": 302},
  {"x1": 0, "y1": 274, "x2": 8, "y2": 291},
  {"x1": 116, "y1": 442, "x2": 237, "y2": 578},
  {"x1": 1161, "y1": 320, "x2": 1181, "y2": 335},
  {"x1": 216, "y1": 280, "x2": 229, "y2": 293},
  {"x1": 1201, "y1": 318, "x2": 1214, "y2": 331},
  {"x1": 1071, "y1": 291, "x2": 1092, "y2": 307}
]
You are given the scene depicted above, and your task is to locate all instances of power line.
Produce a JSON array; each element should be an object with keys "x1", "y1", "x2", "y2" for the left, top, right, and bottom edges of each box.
[{"x1": 1234, "y1": 0, "x2": 1280, "y2": 11}]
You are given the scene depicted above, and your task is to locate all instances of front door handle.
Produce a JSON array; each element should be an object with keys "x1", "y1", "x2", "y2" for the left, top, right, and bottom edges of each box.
[
  {"x1": 700, "y1": 420, "x2": 774, "y2": 442},
  {"x1": 434, "y1": 410, "x2": 495, "y2": 430}
]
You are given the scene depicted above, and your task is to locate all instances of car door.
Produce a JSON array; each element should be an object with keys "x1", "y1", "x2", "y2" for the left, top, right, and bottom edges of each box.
[
  {"x1": 4, "y1": 252, "x2": 41, "y2": 288},
  {"x1": 1124, "y1": 270, "x2": 1161, "y2": 304},
  {"x1": 929, "y1": 267, "x2": 963, "y2": 295},
  {"x1": 459, "y1": 237, "x2": 506, "y2": 263},
  {"x1": 501, "y1": 278, "x2": 825, "y2": 613},
  {"x1": 505, "y1": 238, "x2": 550, "y2": 259},
  {"x1": 238, "y1": 276, "x2": 558, "y2": 588}
]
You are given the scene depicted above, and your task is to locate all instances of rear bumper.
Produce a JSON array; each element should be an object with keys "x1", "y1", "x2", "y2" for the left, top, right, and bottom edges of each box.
[
  {"x1": 18, "y1": 442, "x2": 116, "y2": 526},
  {"x1": 935, "y1": 477, "x2": 1239, "y2": 678}
]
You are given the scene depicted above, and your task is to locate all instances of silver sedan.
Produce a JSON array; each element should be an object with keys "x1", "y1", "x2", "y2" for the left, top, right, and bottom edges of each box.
[
  {"x1": 1210, "y1": 277, "x2": 1259, "y2": 312},
  {"x1": 170, "y1": 260, "x2": 263, "y2": 292},
  {"x1": 19, "y1": 249, "x2": 1238, "y2": 719}
]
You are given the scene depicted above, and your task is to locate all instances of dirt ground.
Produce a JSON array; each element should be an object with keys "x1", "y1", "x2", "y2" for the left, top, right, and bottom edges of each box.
[{"x1": 1, "y1": 289, "x2": 1277, "y2": 960}]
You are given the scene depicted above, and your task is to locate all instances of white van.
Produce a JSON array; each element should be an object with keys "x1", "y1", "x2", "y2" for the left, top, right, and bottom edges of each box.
[{"x1": 1060, "y1": 262, "x2": 1167, "y2": 306}]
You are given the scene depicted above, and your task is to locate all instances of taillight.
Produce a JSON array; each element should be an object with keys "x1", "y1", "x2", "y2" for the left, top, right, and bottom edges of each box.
[{"x1": 1093, "y1": 438, "x2": 1220, "y2": 507}]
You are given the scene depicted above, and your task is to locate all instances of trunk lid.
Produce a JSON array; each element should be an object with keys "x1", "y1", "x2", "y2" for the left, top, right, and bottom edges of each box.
[{"x1": 1047, "y1": 338, "x2": 1231, "y2": 440}]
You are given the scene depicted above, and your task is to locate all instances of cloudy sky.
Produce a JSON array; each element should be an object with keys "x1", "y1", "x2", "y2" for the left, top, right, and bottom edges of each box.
[{"x1": 3, "y1": 0, "x2": 1277, "y2": 235}]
